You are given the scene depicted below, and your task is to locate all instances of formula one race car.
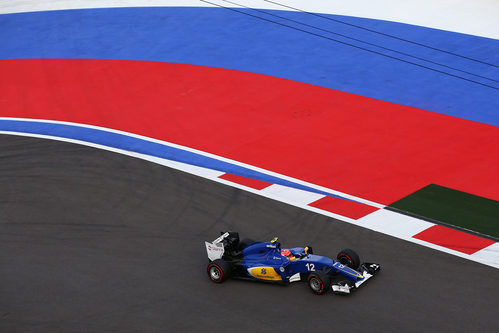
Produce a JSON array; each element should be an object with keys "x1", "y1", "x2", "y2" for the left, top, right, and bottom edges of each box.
[{"x1": 205, "y1": 232, "x2": 380, "y2": 295}]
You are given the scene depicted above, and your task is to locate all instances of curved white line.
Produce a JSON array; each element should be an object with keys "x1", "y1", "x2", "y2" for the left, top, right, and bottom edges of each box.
[
  {"x1": 0, "y1": 0, "x2": 498, "y2": 39},
  {"x1": 0, "y1": 117, "x2": 385, "y2": 208},
  {"x1": 2, "y1": 127, "x2": 498, "y2": 269},
  {"x1": 0, "y1": 129, "x2": 361, "y2": 223}
]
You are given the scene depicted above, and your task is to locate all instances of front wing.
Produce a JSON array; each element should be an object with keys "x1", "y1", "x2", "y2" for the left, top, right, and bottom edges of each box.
[{"x1": 332, "y1": 263, "x2": 381, "y2": 294}]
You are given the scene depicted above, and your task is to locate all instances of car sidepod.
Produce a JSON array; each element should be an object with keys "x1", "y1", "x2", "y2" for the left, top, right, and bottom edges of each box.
[{"x1": 240, "y1": 242, "x2": 288, "y2": 282}]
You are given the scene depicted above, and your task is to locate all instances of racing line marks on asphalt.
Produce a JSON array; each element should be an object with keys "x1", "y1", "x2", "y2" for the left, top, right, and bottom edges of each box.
[{"x1": 1, "y1": 119, "x2": 498, "y2": 269}]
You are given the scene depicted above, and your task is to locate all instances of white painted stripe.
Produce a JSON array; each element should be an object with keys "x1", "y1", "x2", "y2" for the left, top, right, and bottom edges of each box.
[
  {"x1": 256, "y1": 0, "x2": 499, "y2": 39},
  {"x1": 260, "y1": 184, "x2": 325, "y2": 206},
  {"x1": 358, "y1": 209, "x2": 434, "y2": 239},
  {"x1": 359, "y1": 209, "x2": 499, "y2": 269},
  {"x1": 143, "y1": 155, "x2": 226, "y2": 179},
  {"x1": 0, "y1": 130, "x2": 222, "y2": 179},
  {"x1": 470, "y1": 243, "x2": 499, "y2": 269},
  {"x1": 0, "y1": 129, "x2": 358, "y2": 222},
  {"x1": 217, "y1": 178, "x2": 358, "y2": 223},
  {"x1": 0, "y1": 117, "x2": 384, "y2": 209},
  {"x1": 2, "y1": 129, "x2": 498, "y2": 269},
  {"x1": 408, "y1": 238, "x2": 499, "y2": 269},
  {"x1": 0, "y1": 0, "x2": 497, "y2": 39}
]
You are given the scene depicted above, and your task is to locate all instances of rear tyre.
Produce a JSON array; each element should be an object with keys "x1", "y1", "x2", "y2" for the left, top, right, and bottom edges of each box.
[
  {"x1": 307, "y1": 270, "x2": 331, "y2": 295},
  {"x1": 207, "y1": 259, "x2": 231, "y2": 283},
  {"x1": 337, "y1": 249, "x2": 360, "y2": 270}
]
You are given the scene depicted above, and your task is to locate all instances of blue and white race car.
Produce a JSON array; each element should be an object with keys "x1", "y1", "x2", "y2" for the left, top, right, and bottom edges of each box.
[{"x1": 205, "y1": 232, "x2": 380, "y2": 295}]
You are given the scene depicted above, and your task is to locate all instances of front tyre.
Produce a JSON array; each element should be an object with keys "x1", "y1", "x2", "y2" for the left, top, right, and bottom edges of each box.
[
  {"x1": 337, "y1": 249, "x2": 361, "y2": 270},
  {"x1": 207, "y1": 259, "x2": 231, "y2": 283},
  {"x1": 307, "y1": 270, "x2": 331, "y2": 295}
]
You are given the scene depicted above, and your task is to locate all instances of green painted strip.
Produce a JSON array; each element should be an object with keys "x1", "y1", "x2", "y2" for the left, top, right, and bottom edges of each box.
[{"x1": 389, "y1": 184, "x2": 499, "y2": 239}]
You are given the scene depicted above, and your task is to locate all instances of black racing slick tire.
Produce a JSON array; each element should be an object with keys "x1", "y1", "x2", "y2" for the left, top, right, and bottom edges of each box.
[
  {"x1": 337, "y1": 249, "x2": 361, "y2": 270},
  {"x1": 207, "y1": 259, "x2": 231, "y2": 283},
  {"x1": 307, "y1": 270, "x2": 331, "y2": 295}
]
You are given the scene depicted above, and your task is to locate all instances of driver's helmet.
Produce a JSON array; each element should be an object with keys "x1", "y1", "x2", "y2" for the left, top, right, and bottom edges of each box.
[{"x1": 281, "y1": 249, "x2": 296, "y2": 261}]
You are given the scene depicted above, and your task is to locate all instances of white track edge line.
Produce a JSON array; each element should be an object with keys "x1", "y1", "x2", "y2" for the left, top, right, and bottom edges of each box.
[
  {"x1": 0, "y1": 117, "x2": 385, "y2": 208},
  {"x1": 2, "y1": 130, "x2": 498, "y2": 269}
]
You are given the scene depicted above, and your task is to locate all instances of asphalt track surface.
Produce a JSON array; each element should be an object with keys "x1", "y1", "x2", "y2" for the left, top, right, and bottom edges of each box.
[{"x1": 1, "y1": 135, "x2": 498, "y2": 332}]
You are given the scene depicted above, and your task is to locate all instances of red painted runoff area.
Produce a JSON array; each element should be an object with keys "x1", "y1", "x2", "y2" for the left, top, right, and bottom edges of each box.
[
  {"x1": 219, "y1": 173, "x2": 272, "y2": 190},
  {"x1": 412, "y1": 225, "x2": 495, "y2": 255},
  {"x1": 1, "y1": 59, "x2": 498, "y2": 205},
  {"x1": 308, "y1": 196, "x2": 379, "y2": 220}
]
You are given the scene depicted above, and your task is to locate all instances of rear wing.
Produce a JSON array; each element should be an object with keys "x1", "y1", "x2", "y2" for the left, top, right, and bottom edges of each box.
[{"x1": 205, "y1": 232, "x2": 230, "y2": 261}]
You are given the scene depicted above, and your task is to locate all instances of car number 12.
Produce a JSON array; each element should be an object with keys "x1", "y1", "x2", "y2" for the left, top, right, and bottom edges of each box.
[{"x1": 305, "y1": 263, "x2": 315, "y2": 271}]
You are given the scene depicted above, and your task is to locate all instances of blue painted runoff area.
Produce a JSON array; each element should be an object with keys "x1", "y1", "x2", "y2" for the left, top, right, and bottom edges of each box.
[
  {"x1": 0, "y1": 119, "x2": 356, "y2": 202},
  {"x1": 0, "y1": 7, "x2": 498, "y2": 126}
]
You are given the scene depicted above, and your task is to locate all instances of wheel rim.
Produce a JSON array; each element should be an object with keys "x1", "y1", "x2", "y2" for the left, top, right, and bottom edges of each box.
[
  {"x1": 209, "y1": 266, "x2": 221, "y2": 280},
  {"x1": 309, "y1": 277, "x2": 322, "y2": 292},
  {"x1": 339, "y1": 255, "x2": 352, "y2": 267}
]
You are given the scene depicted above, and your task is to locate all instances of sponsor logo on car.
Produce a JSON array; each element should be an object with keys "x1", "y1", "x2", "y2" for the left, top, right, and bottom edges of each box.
[
  {"x1": 207, "y1": 245, "x2": 223, "y2": 252},
  {"x1": 248, "y1": 267, "x2": 282, "y2": 281}
]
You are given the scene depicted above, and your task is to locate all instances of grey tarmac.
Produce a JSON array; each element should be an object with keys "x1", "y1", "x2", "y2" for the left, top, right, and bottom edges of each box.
[{"x1": 1, "y1": 135, "x2": 498, "y2": 332}]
